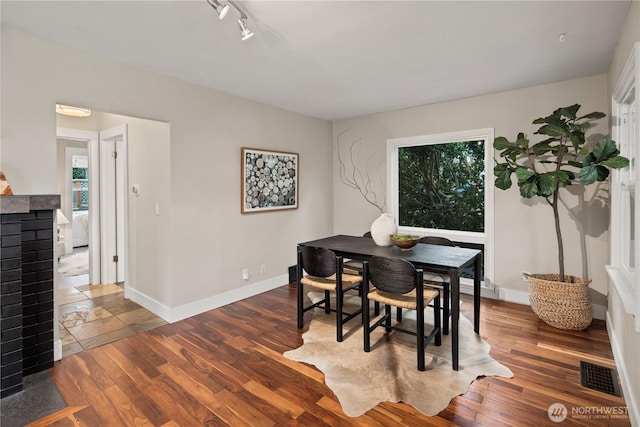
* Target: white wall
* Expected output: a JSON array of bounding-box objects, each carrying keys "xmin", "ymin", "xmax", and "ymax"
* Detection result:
[
  {"xmin": 605, "ymin": 2, "xmax": 640, "ymax": 425},
  {"xmin": 333, "ymin": 75, "xmax": 611, "ymax": 308},
  {"xmin": 1, "ymin": 26, "xmax": 333, "ymax": 322}
]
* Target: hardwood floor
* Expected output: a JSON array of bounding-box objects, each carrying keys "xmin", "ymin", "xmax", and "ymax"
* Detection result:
[{"xmin": 31, "ymin": 285, "xmax": 630, "ymax": 426}]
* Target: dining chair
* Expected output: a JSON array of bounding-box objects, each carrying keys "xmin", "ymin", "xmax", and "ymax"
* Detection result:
[
  {"xmin": 419, "ymin": 236, "xmax": 455, "ymax": 335},
  {"xmin": 362, "ymin": 256, "xmax": 441, "ymax": 371},
  {"xmin": 342, "ymin": 231, "xmax": 371, "ymax": 274},
  {"xmin": 297, "ymin": 246, "xmax": 363, "ymax": 342}
]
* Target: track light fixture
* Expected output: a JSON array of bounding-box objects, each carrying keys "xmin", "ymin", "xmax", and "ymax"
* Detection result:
[
  {"xmin": 238, "ymin": 16, "xmax": 254, "ymax": 41},
  {"xmin": 207, "ymin": 0, "xmax": 229, "ymax": 20},
  {"xmin": 207, "ymin": 0, "xmax": 254, "ymax": 41}
]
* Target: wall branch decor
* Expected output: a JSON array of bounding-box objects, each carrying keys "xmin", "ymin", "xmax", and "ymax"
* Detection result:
[{"xmin": 241, "ymin": 147, "xmax": 298, "ymax": 214}]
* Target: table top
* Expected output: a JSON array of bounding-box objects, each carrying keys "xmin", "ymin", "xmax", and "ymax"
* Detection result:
[{"xmin": 299, "ymin": 234, "xmax": 481, "ymax": 270}]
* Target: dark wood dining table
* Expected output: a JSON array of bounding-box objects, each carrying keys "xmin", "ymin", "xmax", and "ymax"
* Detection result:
[{"xmin": 297, "ymin": 234, "xmax": 482, "ymax": 371}]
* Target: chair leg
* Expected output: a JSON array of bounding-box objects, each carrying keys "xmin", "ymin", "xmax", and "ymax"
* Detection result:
[
  {"xmin": 417, "ymin": 306, "xmax": 425, "ymax": 371},
  {"xmin": 324, "ymin": 290, "xmax": 331, "ymax": 314},
  {"xmin": 336, "ymin": 288, "xmax": 343, "ymax": 342},
  {"xmin": 297, "ymin": 267, "xmax": 304, "ymax": 329},
  {"xmin": 434, "ymin": 291, "xmax": 442, "ymax": 346},
  {"xmin": 443, "ymin": 284, "xmax": 450, "ymax": 335},
  {"xmin": 396, "ymin": 307, "xmax": 402, "ymax": 322},
  {"xmin": 297, "ymin": 283, "xmax": 304, "ymax": 329},
  {"xmin": 363, "ymin": 297, "xmax": 371, "ymax": 352},
  {"xmin": 384, "ymin": 305, "xmax": 392, "ymax": 332}
]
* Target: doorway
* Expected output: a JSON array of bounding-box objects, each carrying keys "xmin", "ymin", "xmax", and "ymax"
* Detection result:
[{"xmin": 56, "ymin": 124, "xmax": 129, "ymax": 286}]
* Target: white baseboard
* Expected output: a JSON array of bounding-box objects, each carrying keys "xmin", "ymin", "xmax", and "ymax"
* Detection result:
[
  {"xmin": 127, "ymin": 277, "xmax": 607, "ymax": 324},
  {"xmin": 168, "ymin": 274, "xmax": 288, "ymax": 323},
  {"xmin": 126, "ymin": 274, "xmax": 289, "ymax": 324},
  {"xmin": 495, "ymin": 286, "xmax": 531, "ymax": 306},
  {"xmin": 54, "ymin": 339, "xmax": 62, "ymax": 361},
  {"xmin": 491, "ymin": 286, "xmax": 606, "ymax": 320},
  {"xmin": 127, "ymin": 287, "xmax": 173, "ymax": 322},
  {"xmin": 606, "ymin": 311, "xmax": 639, "ymax": 427}
]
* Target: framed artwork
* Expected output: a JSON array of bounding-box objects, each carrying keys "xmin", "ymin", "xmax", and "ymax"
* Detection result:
[{"xmin": 241, "ymin": 147, "xmax": 299, "ymax": 214}]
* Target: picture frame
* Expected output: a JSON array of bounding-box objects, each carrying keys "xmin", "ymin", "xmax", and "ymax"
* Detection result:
[{"xmin": 241, "ymin": 147, "xmax": 299, "ymax": 214}]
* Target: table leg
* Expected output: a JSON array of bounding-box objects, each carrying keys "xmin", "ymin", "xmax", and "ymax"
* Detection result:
[
  {"xmin": 296, "ymin": 249, "xmax": 304, "ymax": 329},
  {"xmin": 449, "ymin": 268, "xmax": 459, "ymax": 371},
  {"xmin": 474, "ymin": 253, "xmax": 482, "ymax": 333}
]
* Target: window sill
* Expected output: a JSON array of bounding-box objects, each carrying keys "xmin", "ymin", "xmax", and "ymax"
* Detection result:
[{"xmin": 606, "ymin": 265, "xmax": 640, "ymax": 332}]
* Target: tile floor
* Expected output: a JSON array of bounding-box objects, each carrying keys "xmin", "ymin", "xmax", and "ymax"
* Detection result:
[{"xmin": 58, "ymin": 271, "xmax": 167, "ymax": 357}]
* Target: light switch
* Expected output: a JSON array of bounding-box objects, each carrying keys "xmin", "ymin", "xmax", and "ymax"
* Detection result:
[{"xmin": 155, "ymin": 203, "xmax": 160, "ymax": 216}]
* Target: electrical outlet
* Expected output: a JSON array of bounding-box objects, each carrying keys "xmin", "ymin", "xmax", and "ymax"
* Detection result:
[
  {"xmin": 242, "ymin": 268, "xmax": 249, "ymax": 280},
  {"xmin": 260, "ymin": 264, "xmax": 266, "ymax": 275}
]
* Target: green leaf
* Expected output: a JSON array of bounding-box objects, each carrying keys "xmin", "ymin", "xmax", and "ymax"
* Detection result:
[
  {"xmin": 516, "ymin": 135, "xmax": 529, "ymax": 149},
  {"xmin": 592, "ymin": 139, "xmax": 619, "ymax": 161},
  {"xmin": 579, "ymin": 165, "xmax": 598, "ymax": 184},
  {"xmin": 553, "ymin": 170, "xmax": 572, "ymax": 186},
  {"xmin": 577, "ymin": 111, "xmax": 606, "ymax": 121},
  {"xmin": 531, "ymin": 141, "xmax": 552, "ymax": 155},
  {"xmin": 493, "ymin": 136, "xmax": 512, "ymax": 150},
  {"xmin": 559, "ymin": 104, "xmax": 580, "ymax": 119},
  {"xmin": 601, "ymin": 156, "xmax": 630, "ymax": 169},
  {"xmin": 569, "ymin": 131, "xmax": 585, "ymax": 151},
  {"xmin": 519, "ymin": 181, "xmax": 538, "ymax": 198},
  {"xmin": 515, "ymin": 167, "xmax": 534, "ymax": 182},
  {"xmin": 582, "ymin": 152, "xmax": 596, "ymax": 166},
  {"xmin": 537, "ymin": 173, "xmax": 555, "ymax": 197},
  {"xmin": 535, "ymin": 120, "xmax": 569, "ymax": 138},
  {"xmin": 494, "ymin": 164, "xmax": 513, "ymax": 190},
  {"xmin": 596, "ymin": 165, "xmax": 610, "ymax": 181}
]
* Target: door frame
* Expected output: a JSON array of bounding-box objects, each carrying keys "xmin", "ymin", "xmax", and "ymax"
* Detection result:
[
  {"xmin": 99, "ymin": 124, "xmax": 129, "ymax": 286},
  {"xmin": 57, "ymin": 127, "xmax": 101, "ymax": 285}
]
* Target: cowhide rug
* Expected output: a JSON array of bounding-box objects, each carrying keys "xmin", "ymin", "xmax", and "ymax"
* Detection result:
[{"xmin": 284, "ymin": 292, "xmax": 513, "ymax": 418}]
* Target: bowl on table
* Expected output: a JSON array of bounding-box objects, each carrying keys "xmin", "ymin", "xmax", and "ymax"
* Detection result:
[{"xmin": 389, "ymin": 234, "xmax": 420, "ymax": 250}]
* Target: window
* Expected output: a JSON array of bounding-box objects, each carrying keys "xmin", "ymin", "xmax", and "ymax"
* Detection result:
[
  {"xmin": 72, "ymin": 155, "xmax": 89, "ymax": 211},
  {"xmin": 609, "ymin": 42, "xmax": 640, "ymax": 331},
  {"xmin": 397, "ymin": 141, "xmax": 485, "ymax": 232},
  {"xmin": 388, "ymin": 129, "xmax": 494, "ymax": 289}
]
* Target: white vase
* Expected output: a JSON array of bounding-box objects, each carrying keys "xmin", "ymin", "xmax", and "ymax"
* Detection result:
[{"xmin": 370, "ymin": 213, "xmax": 397, "ymax": 246}]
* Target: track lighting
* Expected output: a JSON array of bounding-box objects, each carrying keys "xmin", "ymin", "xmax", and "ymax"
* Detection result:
[
  {"xmin": 207, "ymin": 0, "xmax": 229, "ymax": 20},
  {"xmin": 238, "ymin": 16, "xmax": 254, "ymax": 41},
  {"xmin": 206, "ymin": 0, "xmax": 254, "ymax": 41}
]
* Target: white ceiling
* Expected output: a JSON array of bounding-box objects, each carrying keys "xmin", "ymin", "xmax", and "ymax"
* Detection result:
[{"xmin": 0, "ymin": 1, "xmax": 632, "ymax": 120}]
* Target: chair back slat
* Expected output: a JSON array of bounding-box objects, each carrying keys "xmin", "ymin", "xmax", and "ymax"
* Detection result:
[
  {"xmin": 368, "ymin": 256, "xmax": 417, "ymax": 294},
  {"xmin": 300, "ymin": 246, "xmax": 337, "ymax": 277},
  {"xmin": 418, "ymin": 236, "xmax": 455, "ymax": 247}
]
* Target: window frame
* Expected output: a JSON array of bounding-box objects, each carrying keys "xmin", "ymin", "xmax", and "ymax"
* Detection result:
[
  {"xmin": 387, "ymin": 128, "xmax": 495, "ymax": 290},
  {"xmin": 608, "ymin": 42, "xmax": 640, "ymax": 332}
]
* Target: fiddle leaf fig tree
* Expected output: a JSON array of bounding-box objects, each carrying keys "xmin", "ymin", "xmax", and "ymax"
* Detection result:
[{"xmin": 493, "ymin": 104, "xmax": 629, "ymax": 282}]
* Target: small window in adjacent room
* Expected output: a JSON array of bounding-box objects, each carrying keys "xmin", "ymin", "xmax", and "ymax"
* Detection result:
[{"xmin": 71, "ymin": 155, "xmax": 89, "ymax": 211}]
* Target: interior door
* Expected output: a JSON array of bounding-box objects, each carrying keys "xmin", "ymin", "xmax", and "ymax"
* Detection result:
[{"xmin": 99, "ymin": 124, "xmax": 128, "ymax": 285}]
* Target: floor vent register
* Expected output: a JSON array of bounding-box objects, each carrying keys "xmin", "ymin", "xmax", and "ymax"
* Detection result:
[{"xmin": 580, "ymin": 361, "xmax": 621, "ymax": 397}]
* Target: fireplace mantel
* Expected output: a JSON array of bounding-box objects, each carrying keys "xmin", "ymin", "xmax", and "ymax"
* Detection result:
[{"xmin": 0, "ymin": 195, "xmax": 60, "ymax": 214}]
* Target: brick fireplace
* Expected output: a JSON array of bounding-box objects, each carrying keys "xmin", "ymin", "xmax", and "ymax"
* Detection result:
[{"xmin": 0, "ymin": 195, "xmax": 60, "ymax": 398}]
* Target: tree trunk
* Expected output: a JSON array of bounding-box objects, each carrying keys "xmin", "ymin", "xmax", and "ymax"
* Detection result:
[{"xmin": 551, "ymin": 197, "xmax": 565, "ymax": 282}]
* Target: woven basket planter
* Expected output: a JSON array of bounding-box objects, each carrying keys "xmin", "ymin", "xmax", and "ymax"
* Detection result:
[{"xmin": 524, "ymin": 273, "xmax": 593, "ymax": 330}]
